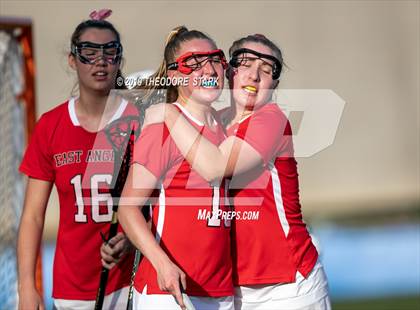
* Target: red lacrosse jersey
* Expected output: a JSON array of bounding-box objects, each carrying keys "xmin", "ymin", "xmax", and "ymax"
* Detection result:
[
  {"xmin": 132, "ymin": 103, "xmax": 233, "ymax": 297},
  {"xmin": 226, "ymin": 103, "xmax": 318, "ymax": 286},
  {"xmin": 19, "ymin": 98, "xmax": 138, "ymax": 300}
]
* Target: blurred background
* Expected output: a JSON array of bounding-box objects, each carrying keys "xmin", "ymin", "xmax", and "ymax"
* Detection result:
[{"xmin": 0, "ymin": 0, "xmax": 419, "ymax": 309}]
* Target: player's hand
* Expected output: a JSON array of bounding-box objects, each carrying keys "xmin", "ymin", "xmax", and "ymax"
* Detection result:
[
  {"xmin": 143, "ymin": 102, "xmax": 182, "ymax": 129},
  {"xmin": 18, "ymin": 286, "xmax": 44, "ymax": 310},
  {"xmin": 156, "ymin": 259, "xmax": 187, "ymax": 310},
  {"xmin": 100, "ymin": 232, "xmax": 131, "ymax": 269}
]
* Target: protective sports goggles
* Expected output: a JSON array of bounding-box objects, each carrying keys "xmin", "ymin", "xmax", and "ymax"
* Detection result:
[
  {"xmin": 167, "ymin": 49, "xmax": 228, "ymax": 75},
  {"xmin": 71, "ymin": 41, "xmax": 123, "ymax": 65},
  {"xmin": 229, "ymin": 48, "xmax": 282, "ymax": 80}
]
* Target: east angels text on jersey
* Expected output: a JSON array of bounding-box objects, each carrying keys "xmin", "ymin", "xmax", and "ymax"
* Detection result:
[{"xmin": 53, "ymin": 149, "xmax": 115, "ymax": 167}]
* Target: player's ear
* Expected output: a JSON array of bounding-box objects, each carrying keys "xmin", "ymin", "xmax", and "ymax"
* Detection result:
[
  {"xmin": 68, "ymin": 54, "xmax": 76, "ymax": 70},
  {"xmin": 272, "ymin": 79, "xmax": 279, "ymax": 89},
  {"xmin": 167, "ymin": 69, "xmax": 176, "ymax": 79}
]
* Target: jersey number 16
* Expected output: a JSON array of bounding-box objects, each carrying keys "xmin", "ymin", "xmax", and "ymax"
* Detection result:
[{"xmin": 71, "ymin": 174, "xmax": 113, "ymax": 223}]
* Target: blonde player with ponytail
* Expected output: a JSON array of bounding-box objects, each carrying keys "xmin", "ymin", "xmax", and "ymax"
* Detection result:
[{"xmin": 118, "ymin": 26, "xmax": 234, "ymax": 310}]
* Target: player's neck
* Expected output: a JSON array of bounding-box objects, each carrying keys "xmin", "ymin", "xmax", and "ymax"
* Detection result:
[
  {"xmin": 176, "ymin": 95, "xmax": 214, "ymax": 127},
  {"xmin": 230, "ymin": 103, "xmax": 253, "ymax": 125},
  {"xmin": 78, "ymin": 89, "xmax": 108, "ymax": 115},
  {"xmin": 76, "ymin": 88, "xmax": 118, "ymax": 132}
]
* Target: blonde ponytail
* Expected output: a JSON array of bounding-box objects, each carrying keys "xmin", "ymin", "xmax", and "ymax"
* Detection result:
[
  {"xmin": 135, "ymin": 26, "xmax": 189, "ymax": 103},
  {"xmin": 134, "ymin": 25, "xmax": 215, "ymax": 105}
]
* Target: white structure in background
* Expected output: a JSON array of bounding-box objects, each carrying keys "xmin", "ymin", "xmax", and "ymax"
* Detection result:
[{"xmin": 0, "ymin": 30, "xmax": 26, "ymax": 309}]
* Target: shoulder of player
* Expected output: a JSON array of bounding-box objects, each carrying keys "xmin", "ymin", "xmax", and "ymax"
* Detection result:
[
  {"xmin": 257, "ymin": 102, "xmax": 285, "ymax": 115},
  {"xmin": 252, "ymin": 102, "xmax": 288, "ymax": 122},
  {"xmin": 140, "ymin": 122, "xmax": 171, "ymax": 142},
  {"xmin": 27, "ymin": 100, "xmax": 70, "ymax": 149},
  {"xmin": 36, "ymin": 100, "xmax": 70, "ymax": 128}
]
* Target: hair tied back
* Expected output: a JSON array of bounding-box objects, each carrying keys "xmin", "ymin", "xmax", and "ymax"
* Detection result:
[
  {"xmin": 164, "ymin": 26, "xmax": 188, "ymax": 46},
  {"xmin": 253, "ymin": 33, "xmax": 267, "ymax": 39}
]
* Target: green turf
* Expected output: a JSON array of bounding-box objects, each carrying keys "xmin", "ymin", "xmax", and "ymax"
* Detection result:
[{"xmin": 333, "ymin": 295, "xmax": 420, "ymax": 310}]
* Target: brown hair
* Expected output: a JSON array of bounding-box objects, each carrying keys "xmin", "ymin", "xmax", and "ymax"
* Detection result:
[
  {"xmin": 70, "ymin": 19, "xmax": 126, "ymax": 92},
  {"xmin": 229, "ymin": 34, "xmax": 284, "ymax": 79}
]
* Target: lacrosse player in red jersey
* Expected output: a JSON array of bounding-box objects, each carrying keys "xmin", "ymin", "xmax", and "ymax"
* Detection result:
[
  {"xmin": 17, "ymin": 9, "xmax": 138, "ymax": 310},
  {"xmin": 144, "ymin": 34, "xmax": 331, "ymax": 310},
  {"xmin": 118, "ymin": 26, "xmax": 234, "ymax": 310}
]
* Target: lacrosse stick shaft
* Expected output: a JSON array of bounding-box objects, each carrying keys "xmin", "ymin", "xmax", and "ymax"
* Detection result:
[
  {"xmin": 180, "ymin": 280, "xmax": 196, "ymax": 310},
  {"xmin": 94, "ymin": 212, "xmax": 119, "ymax": 310},
  {"xmin": 94, "ymin": 129, "xmax": 134, "ymax": 310},
  {"xmin": 126, "ymin": 249, "xmax": 141, "ymax": 310}
]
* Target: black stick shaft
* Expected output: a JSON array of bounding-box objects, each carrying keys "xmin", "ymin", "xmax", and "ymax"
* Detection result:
[
  {"xmin": 95, "ymin": 268, "xmax": 109, "ymax": 309},
  {"xmin": 126, "ymin": 250, "xmax": 141, "ymax": 310},
  {"xmin": 94, "ymin": 128, "xmax": 134, "ymax": 310},
  {"xmin": 94, "ymin": 213, "xmax": 119, "ymax": 310}
]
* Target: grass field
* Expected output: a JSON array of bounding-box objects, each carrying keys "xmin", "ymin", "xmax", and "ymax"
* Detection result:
[{"xmin": 333, "ymin": 295, "xmax": 420, "ymax": 310}]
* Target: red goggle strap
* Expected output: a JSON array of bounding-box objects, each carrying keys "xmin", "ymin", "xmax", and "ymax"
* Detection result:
[{"xmin": 167, "ymin": 49, "xmax": 227, "ymax": 74}]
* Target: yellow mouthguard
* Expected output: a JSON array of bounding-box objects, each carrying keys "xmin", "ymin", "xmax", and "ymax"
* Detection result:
[{"xmin": 244, "ymin": 86, "xmax": 257, "ymax": 92}]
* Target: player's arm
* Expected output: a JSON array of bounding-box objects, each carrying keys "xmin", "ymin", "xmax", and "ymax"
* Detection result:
[
  {"xmin": 17, "ymin": 177, "xmax": 53, "ymax": 310},
  {"xmin": 143, "ymin": 103, "xmax": 263, "ymax": 182},
  {"xmin": 118, "ymin": 163, "xmax": 187, "ymax": 309}
]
